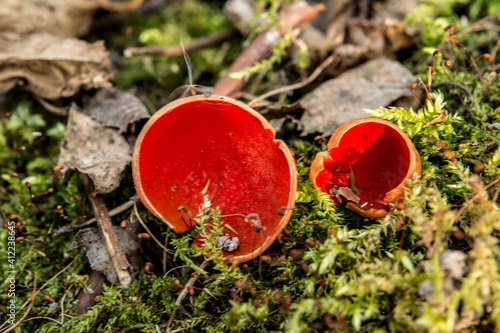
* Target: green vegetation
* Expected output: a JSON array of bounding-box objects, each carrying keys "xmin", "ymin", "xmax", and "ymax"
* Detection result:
[{"xmin": 1, "ymin": 0, "xmax": 500, "ymax": 332}]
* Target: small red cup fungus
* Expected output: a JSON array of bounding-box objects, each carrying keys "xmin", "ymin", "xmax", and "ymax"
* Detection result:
[
  {"xmin": 132, "ymin": 95, "xmax": 297, "ymax": 262},
  {"xmin": 310, "ymin": 118, "xmax": 421, "ymax": 218}
]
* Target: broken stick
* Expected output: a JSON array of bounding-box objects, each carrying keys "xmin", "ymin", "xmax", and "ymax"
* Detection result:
[
  {"xmin": 124, "ymin": 28, "xmax": 237, "ymax": 57},
  {"xmin": 88, "ymin": 192, "xmax": 132, "ymax": 287},
  {"xmin": 212, "ymin": 1, "xmax": 324, "ymax": 98}
]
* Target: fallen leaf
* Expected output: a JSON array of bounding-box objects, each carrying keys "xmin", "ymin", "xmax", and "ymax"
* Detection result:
[
  {"xmin": 423, "ymin": 110, "xmax": 447, "ymax": 128},
  {"xmin": 58, "ymin": 107, "xmax": 131, "ymax": 195},
  {"xmin": 329, "ymin": 185, "xmax": 360, "ymax": 204},
  {"xmin": 84, "ymin": 88, "xmax": 150, "ymax": 134},
  {"xmin": 0, "ymin": 0, "xmax": 144, "ymax": 37},
  {"xmin": 70, "ymin": 226, "xmax": 142, "ymax": 283},
  {"xmin": 0, "ymin": 32, "xmax": 112, "ymax": 100},
  {"xmin": 300, "ymin": 57, "xmax": 414, "ymax": 136}
]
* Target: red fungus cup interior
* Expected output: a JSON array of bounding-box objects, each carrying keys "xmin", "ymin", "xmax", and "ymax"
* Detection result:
[
  {"xmin": 310, "ymin": 118, "xmax": 420, "ymax": 218},
  {"xmin": 133, "ymin": 95, "xmax": 297, "ymax": 262}
]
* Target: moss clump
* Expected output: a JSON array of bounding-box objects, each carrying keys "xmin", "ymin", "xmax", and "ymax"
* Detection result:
[{"xmin": 1, "ymin": 1, "xmax": 500, "ymax": 332}]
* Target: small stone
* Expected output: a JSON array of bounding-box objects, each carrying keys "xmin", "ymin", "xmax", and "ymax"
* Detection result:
[
  {"xmin": 216, "ymin": 233, "xmax": 239, "ymax": 252},
  {"xmin": 440, "ymin": 250, "xmax": 467, "ymax": 279}
]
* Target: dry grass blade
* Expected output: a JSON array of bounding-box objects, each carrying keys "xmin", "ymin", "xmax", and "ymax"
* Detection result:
[
  {"xmin": 133, "ymin": 200, "xmax": 173, "ymax": 254},
  {"xmin": 165, "ymin": 260, "xmax": 210, "ymax": 333}
]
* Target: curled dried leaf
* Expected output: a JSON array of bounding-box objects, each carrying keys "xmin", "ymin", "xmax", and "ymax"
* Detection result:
[{"xmin": 0, "ymin": 33, "xmax": 111, "ymax": 100}]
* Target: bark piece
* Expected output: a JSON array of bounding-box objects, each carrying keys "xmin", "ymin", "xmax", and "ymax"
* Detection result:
[
  {"xmin": 0, "ymin": 33, "xmax": 111, "ymax": 100},
  {"xmin": 300, "ymin": 57, "xmax": 414, "ymax": 136},
  {"xmin": 58, "ymin": 107, "xmax": 131, "ymax": 194},
  {"xmin": 84, "ymin": 88, "xmax": 150, "ymax": 134},
  {"xmin": 76, "ymin": 271, "xmax": 107, "ymax": 315}
]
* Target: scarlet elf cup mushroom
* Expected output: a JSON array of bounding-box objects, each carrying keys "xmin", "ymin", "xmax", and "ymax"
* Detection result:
[
  {"xmin": 310, "ymin": 118, "xmax": 421, "ymax": 218},
  {"xmin": 132, "ymin": 95, "xmax": 297, "ymax": 263}
]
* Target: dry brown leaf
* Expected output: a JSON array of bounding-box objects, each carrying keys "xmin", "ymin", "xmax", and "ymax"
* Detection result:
[
  {"xmin": 0, "ymin": 0, "xmax": 144, "ymax": 37},
  {"xmin": 84, "ymin": 88, "xmax": 150, "ymax": 134},
  {"xmin": 302, "ymin": 0, "xmax": 416, "ymax": 70},
  {"xmin": 0, "ymin": 32, "xmax": 111, "ymax": 100},
  {"xmin": 329, "ymin": 185, "xmax": 360, "ymax": 204},
  {"xmin": 58, "ymin": 107, "xmax": 131, "ymax": 195},
  {"xmin": 423, "ymin": 110, "xmax": 448, "ymax": 128},
  {"xmin": 300, "ymin": 57, "xmax": 414, "ymax": 136}
]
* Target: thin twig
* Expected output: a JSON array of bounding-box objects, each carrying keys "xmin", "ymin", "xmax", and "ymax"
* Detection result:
[
  {"xmin": 455, "ymin": 176, "xmax": 500, "ymax": 218},
  {"xmin": 18, "ymin": 316, "xmax": 62, "ymax": 326},
  {"xmin": 454, "ymin": 13, "xmax": 500, "ymax": 39},
  {"xmin": 60, "ymin": 285, "xmax": 73, "ymax": 325},
  {"xmin": 436, "ymin": 81, "xmax": 471, "ymax": 105},
  {"xmin": 427, "ymin": 81, "xmax": 473, "ymax": 108},
  {"xmin": 53, "ymin": 196, "xmax": 136, "ymax": 237},
  {"xmin": 163, "ymin": 233, "xmax": 169, "ymax": 274},
  {"xmin": 164, "ymin": 265, "xmax": 188, "ymax": 278},
  {"xmin": 124, "ymin": 29, "xmax": 237, "ymax": 57},
  {"xmin": 248, "ymin": 54, "xmax": 336, "ymax": 108},
  {"xmin": 133, "ymin": 200, "xmax": 172, "ymax": 254},
  {"xmin": 165, "ymin": 260, "xmax": 209, "ymax": 333}
]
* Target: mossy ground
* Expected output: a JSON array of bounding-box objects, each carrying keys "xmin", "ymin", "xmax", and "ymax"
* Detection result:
[{"xmin": 1, "ymin": 1, "xmax": 500, "ymax": 332}]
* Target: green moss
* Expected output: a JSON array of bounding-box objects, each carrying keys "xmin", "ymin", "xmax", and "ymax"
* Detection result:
[{"xmin": 2, "ymin": 1, "xmax": 500, "ymax": 332}]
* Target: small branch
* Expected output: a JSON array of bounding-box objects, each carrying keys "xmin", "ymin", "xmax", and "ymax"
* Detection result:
[
  {"xmin": 60, "ymin": 285, "xmax": 72, "ymax": 324},
  {"xmin": 89, "ymin": 194, "xmax": 132, "ymax": 286},
  {"xmin": 248, "ymin": 53, "xmax": 336, "ymax": 108},
  {"xmin": 124, "ymin": 28, "xmax": 237, "ymax": 57},
  {"xmin": 165, "ymin": 260, "xmax": 209, "ymax": 333},
  {"xmin": 133, "ymin": 200, "xmax": 172, "ymax": 254},
  {"xmin": 53, "ymin": 196, "xmax": 136, "ymax": 237}
]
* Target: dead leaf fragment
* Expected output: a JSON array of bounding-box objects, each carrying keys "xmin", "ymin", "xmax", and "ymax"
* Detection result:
[
  {"xmin": 423, "ymin": 110, "xmax": 447, "ymax": 128},
  {"xmin": 0, "ymin": 33, "xmax": 111, "ymax": 100},
  {"xmin": 329, "ymin": 185, "xmax": 360, "ymax": 204},
  {"xmin": 300, "ymin": 57, "xmax": 414, "ymax": 136},
  {"xmin": 58, "ymin": 107, "xmax": 131, "ymax": 195},
  {"xmin": 0, "ymin": 0, "xmax": 144, "ymax": 37},
  {"xmin": 70, "ymin": 226, "xmax": 142, "ymax": 283},
  {"xmin": 84, "ymin": 88, "xmax": 150, "ymax": 134}
]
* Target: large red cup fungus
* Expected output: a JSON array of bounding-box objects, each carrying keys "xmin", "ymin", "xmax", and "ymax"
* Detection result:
[
  {"xmin": 132, "ymin": 94, "xmax": 297, "ymax": 263},
  {"xmin": 310, "ymin": 118, "xmax": 421, "ymax": 218}
]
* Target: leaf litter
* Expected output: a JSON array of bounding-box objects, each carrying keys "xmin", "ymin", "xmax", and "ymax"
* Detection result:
[
  {"xmin": 300, "ymin": 57, "xmax": 414, "ymax": 136},
  {"xmin": 0, "ymin": 32, "xmax": 112, "ymax": 100},
  {"xmin": 1, "ymin": 0, "xmax": 500, "ymax": 332},
  {"xmin": 57, "ymin": 106, "xmax": 131, "ymax": 195}
]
